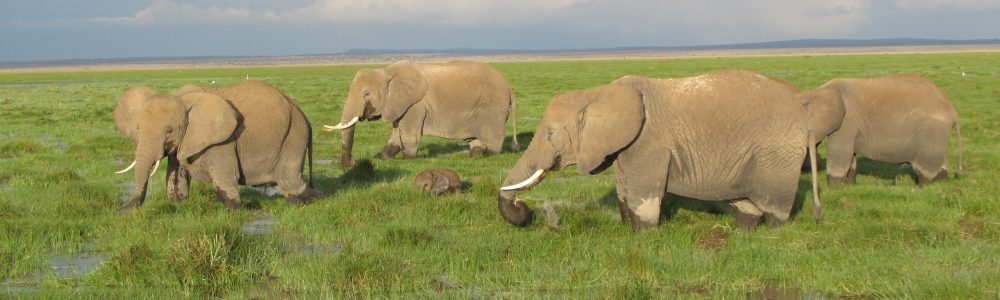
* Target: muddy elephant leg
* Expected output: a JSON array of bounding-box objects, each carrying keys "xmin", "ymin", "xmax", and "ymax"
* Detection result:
[
  {"xmin": 913, "ymin": 136, "xmax": 950, "ymax": 187},
  {"xmin": 380, "ymin": 128, "xmax": 402, "ymax": 160},
  {"xmin": 825, "ymin": 130, "xmax": 857, "ymax": 186},
  {"xmin": 468, "ymin": 139, "xmax": 488, "ymax": 157},
  {"xmin": 204, "ymin": 149, "xmax": 242, "ymax": 210},
  {"xmin": 165, "ymin": 156, "xmax": 190, "ymax": 202},
  {"xmin": 615, "ymin": 152, "xmax": 670, "ymax": 230},
  {"xmin": 750, "ymin": 170, "xmax": 799, "ymax": 228},
  {"xmin": 728, "ymin": 199, "xmax": 764, "ymax": 230}
]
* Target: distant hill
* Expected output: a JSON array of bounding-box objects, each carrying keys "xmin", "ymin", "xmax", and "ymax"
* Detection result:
[{"xmin": 4, "ymin": 38, "xmax": 999, "ymax": 69}]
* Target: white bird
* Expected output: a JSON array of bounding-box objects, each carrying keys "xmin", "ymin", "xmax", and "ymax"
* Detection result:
[
  {"xmin": 211, "ymin": 80, "xmax": 216, "ymax": 84},
  {"xmin": 961, "ymin": 72, "xmax": 967, "ymax": 77}
]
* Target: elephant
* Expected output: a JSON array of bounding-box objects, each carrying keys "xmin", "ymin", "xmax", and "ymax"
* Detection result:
[
  {"xmin": 799, "ymin": 74, "xmax": 963, "ymax": 187},
  {"xmin": 413, "ymin": 169, "xmax": 462, "ymax": 195},
  {"xmin": 113, "ymin": 80, "xmax": 320, "ymax": 214},
  {"xmin": 497, "ymin": 70, "xmax": 822, "ymax": 230},
  {"xmin": 322, "ymin": 60, "xmax": 519, "ymax": 166}
]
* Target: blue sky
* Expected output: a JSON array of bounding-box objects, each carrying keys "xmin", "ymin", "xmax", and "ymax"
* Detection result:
[{"xmin": 2, "ymin": 0, "xmax": 999, "ymax": 62}]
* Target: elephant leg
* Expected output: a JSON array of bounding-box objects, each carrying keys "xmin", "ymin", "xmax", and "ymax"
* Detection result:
[
  {"xmin": 825, "ymin": 131, "xmax": 857, "ymax": 186},
  {"xmin": 205, "ymin": 150, "xmax": 242, "ymax": 210},
  {"xmin": 913, "ymin": 136, "xmax": 950, "ymax": 187},
  {"xmin": 380, "ymin": 128, "xmax": 402, "ymax": 160},
  {"xmin": 728, "ymin": 199, "xmax": 763, "ymax": 230},
  {"xmin": 118, "ymin": 190, "xmax": 147, "ymax": 215},
  {"xmin": 468, "ymin": 139, "xmax": 488, "ymax": 157},
  {"xmin": 614, "ymin": 152, "xmax": 670, "ymax": 230},
  {"xmin": 396, "ymin": 105, "xmax": 426, "ymax": 159},
  {"xmin": 165, "ymin": 156, "xmax": 190, "ymax": 202}
]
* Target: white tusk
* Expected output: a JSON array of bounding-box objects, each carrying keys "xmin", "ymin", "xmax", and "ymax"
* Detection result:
[
  {"xmin": 321, "ymin": 117, "xmax": 360, "ymax": 131},
  {"xmin": 115, "ymin": 160, "xmax": 137, "ymax": 174},
  {"xmin": 149, "ymin": 159, "xmax": 161, "ymax": 176},
  {"xmin": 501, "ymin": 169, "xmax": 546, "ymax": 191}
]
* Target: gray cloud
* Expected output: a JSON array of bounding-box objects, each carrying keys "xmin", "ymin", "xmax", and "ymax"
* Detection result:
[{"xmin": 2, "ymin": 0, "xmax": 998, "ymax": 61}]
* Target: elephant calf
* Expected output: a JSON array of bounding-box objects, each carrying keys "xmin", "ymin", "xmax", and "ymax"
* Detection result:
[
  {"xmin": 497, "ymin": 70, "xmax": 822, "ymax": 230},
  {"xmin": 322, "ymin": 60, "xmax": 519, "ymax": 166},
  {"xmin": 413, "ymin": 169, "xmax": 462, "ymax": 195},
  {"xmin": 800, "ymin": 74, "xmax": 963, "ymax": 187},
  {"xmin": 113, "ymin": 80, "xmax": 320, "ymax": 213}
]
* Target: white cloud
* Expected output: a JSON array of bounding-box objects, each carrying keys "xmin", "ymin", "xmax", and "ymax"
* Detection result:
[{"xmin": 91, "ymin": 0, "xmax": 279, "ymax": 25}]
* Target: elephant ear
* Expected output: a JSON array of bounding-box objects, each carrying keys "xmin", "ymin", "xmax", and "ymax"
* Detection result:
[
  {"xmin": 114, "ymin": 86, "xmax": 159, "ymax": 143},
  {"xmin": 177, "ymin": 92, "xmax": 239, "ymax": 163},
  {"xmin": 382, "ymin": 62, "xmax": 428, "ymax": 123},
  {"xmin": 576, "ymin": 84, "xmax": 645, "ymax": 175},
  {"xmin": 800, "ymin": 86, "xmax": 846, "ymax": 140}
]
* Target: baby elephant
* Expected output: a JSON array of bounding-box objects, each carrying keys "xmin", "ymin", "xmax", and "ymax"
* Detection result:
[{"xmin": 413, "ymin": 169, "xmax": 462, "ymax": 195}]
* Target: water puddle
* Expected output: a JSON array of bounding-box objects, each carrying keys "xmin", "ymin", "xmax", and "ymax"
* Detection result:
[
  {"xmin": 241, "ymin": 218, "xmax": 275, "ymax": 235},
  {"xmin": 315, "ymin": 159, "xmax": 333, "ymax": 165},
  {"xmin": 248, "ymin": 186, "xmax": 281, "ymax": 197},
  {"xmin": 285, "ymin": 242, "xmax": 342, "ymax": 256},
  {"xmin": 48, "ymin": 252, "xmax": 105, "ymax": 279}
]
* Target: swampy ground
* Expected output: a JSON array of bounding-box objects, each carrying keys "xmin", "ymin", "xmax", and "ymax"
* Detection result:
[{"xmin": 1, "ymin": 52, "xmax": 998, "ymax": 298}]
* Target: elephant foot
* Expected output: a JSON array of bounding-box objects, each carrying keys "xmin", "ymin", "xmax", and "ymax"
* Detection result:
[
  {"xmin": 917, "ymin": 169, "xmax": 948, "ymax": 188},
  {"xmin": 827, "ymin": 174, "xmax": 855, "ymax": 186},
  {"xmin": 215, "ymin": 189, "xmax": 243, "ymax": 210},
  {"xmin": 734, "ymin": 212, "xmax": 762, "ymax": 231},
  {"xmin": 379, "ymin": 144, "xmax": 401, "ymax": 160},
  {"xmin": 469, "ymin": 146, "xmax": 486, "ymax": 157},
  {"xmin": 402, "ymin": 152, "xmax": 418, "ymax": 160},
  {"xmin": 117, "ymin": 201, "xmax": 141, "ymax": 215},
  {"xmin": 617, "ymin": 201, "xmax": 635, "ymax": 225},
  {"xmin": 168, "ymin": 193, "xmax": 188, "ymax": 203},
  {"xmin": 287, "ymin": 188, "xmax": 323, "ymax": 206},
  {"xmin": 764, "ymin": 214, "xmax": 788, "ymax": 228}
]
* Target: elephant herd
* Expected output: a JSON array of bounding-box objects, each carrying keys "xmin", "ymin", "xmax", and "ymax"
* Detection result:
[{"xmin": 112, "ymin": 60, "xmax": 962, "ymax": 231}]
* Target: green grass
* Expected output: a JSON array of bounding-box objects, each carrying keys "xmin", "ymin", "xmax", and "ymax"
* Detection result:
[{"xmin": 2, "ymin": 52, "xmax": 999, "ymax": 298}]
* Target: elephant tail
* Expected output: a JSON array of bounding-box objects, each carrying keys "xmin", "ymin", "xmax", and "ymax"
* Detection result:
[
  {"xmin": 954, "ymin": 120, "xmax": 964, "ymax": 179},
  {"xmin": 808, "ymin": 130, "xmax": 823, "ymax": 223},
  {"xmin": 307, "ymin": 122, "xmax": 315, "ymax": 189},
  {"xmin": 509, "ymin": 89, "xmax": 520, "ymax": 152}
]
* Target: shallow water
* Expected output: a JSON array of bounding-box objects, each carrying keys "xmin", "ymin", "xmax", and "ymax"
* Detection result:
[
  {"xmin": 241, "ymin": 218, "xmax": 275, "ymax": 235},
  {"xmin": 248, "ymin": 186, "xmax": 281, "ymax": 197},
  {"xmin": 48, "ymin": 252, "xmax": 105, "ymax": 279}
]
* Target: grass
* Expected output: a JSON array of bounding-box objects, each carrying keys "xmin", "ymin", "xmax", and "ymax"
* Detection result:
[{"xmin": 1, "ymin": 52, "xmax": 999, "ymax": 298}]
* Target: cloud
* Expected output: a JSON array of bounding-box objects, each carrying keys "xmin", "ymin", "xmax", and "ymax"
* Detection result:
[
  {"xmin": 90, "ymin": 0, "xmax": 279, "ymax": 25},
  {"xmin": 891, "ymin": 0, "xmax": 1000, "ymax": 13}
]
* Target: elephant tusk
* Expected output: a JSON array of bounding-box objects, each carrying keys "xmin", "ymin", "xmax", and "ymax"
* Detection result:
[
  {"xmin": 149, "ymin": 159, "xmax": 161, "ymax": 176},
  {"xmin": 321, "ymin": 117, "xmax": 360, "ymax": 131},
  {"xmin": 501, "ymin": 169, "xmax": 546, "ymax": 191},
  {"xmin": 115, "ymin": 160, "xmax": 137, "ymax": 174}
]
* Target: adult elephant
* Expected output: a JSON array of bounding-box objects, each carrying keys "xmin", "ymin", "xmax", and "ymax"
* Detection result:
[
  {"xmin": 799, "ymin": 74, "xmax": 963, "ymax": 187},
  {"xmin": 113, "ymin": 80, "xmax": 319, "ymax": 214},
  {"xmin": 322, "ymin": 60, "xmax": 518, "ymax": 166},
  {"xmin": 497, "ymin": 70, "xmax": 822, "ymax": 230}
]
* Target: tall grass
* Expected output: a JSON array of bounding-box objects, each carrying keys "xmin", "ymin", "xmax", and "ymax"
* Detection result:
[{"xmin": 1, "ymin": 52, "xmax": 998, "ymax": 297}]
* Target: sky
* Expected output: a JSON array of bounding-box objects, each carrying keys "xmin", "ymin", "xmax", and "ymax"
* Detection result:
[{"xmin": 2, "ymin": 0, "xmax": 999, "ymax": 62}]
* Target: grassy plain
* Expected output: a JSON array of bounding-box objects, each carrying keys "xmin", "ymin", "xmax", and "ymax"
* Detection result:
[{"xmin": 1, "ymin": 52, "xmax": 998, "ymax": 298}]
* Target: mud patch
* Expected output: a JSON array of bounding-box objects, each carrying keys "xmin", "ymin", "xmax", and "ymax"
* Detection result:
[
  {"xmin": 958, "ymin": 214, "xmax": 982, "ymax": 239},
  {"xmin": 697, "ymin": 226, "xmax": 728, "ymax": 251},
  {"xmin": 747, "ymin": 284, "xmax": 829, "ymax": 300}
]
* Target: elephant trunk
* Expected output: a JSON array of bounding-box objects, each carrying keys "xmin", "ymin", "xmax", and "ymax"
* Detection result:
[
  {"xmin": 496, "ymin": 144, "xmax": 557, "ymax": 226},
  {"xmin": 120, "ymin": 134, "xmax": 165, "ymax": 214},
  {"xmin": 340, "ymin": 125, "xmax": 355, "ymax": 167}
]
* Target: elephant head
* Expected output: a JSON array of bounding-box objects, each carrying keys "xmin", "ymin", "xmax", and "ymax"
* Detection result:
[
  {"xmin": 323, "ymin": 61, "xmax": 429, "ymax": 166},
  {"xmin": 799, "ymin": 86, "xmax": 846, "ymax": 142},
  {"xmin": 497, "ymin": 83, "xmax": 644, "ymax": 226},
  {"xmin": 113, "ymin": 88, "xmax": 239, "ymax": 213}
]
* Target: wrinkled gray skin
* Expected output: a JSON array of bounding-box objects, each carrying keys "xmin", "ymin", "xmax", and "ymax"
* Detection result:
[
  {"xmin": 325, "ymin": 60, "xmax": 518, "ymax": 166},
  {"xmin": 498, "ymin": 70, "xmax": 822, "ymax": 230},
  {"xmin": 114, "ymin": 80, "xmax": 319, "ymax": 214},
  {"xmin": 413, "ymin": 169, "xmax": 462, "ymax": 195},
  {"xmin": 800, "ymin": 74, "xmax": 963, "ymax": 187}
]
